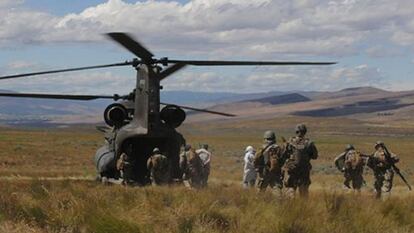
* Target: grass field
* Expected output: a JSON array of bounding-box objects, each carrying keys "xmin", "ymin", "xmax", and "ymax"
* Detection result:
[{"xmin": 0, "ymin": 116, "xmax": 413, "ymax": 232}]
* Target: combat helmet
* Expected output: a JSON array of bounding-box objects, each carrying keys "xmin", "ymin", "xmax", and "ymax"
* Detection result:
[
  {"xmin": 201, "ymin": 144, "xmax": 209, "ymax": 150},
  {"xmin": 184, "ymin": 144, "xmax": 192, "ymax": 151},
  {"xmin": 263, "ymin": 130, "xmax": 276, "ymax": 142},
  {"xmin": 295, "ymin": 123, "xmax": 307, "ymax": 135},
  {"xmin": 345, "ymin": 144, "xmax": 355, "ymax": 151},
  {"xmin": 374, "ymin": 141, "xmax": 384, "ymax": 149}
]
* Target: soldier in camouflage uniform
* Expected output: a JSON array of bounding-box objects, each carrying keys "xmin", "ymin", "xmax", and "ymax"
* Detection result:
[
  {"xmin": 334, "ymin": 144, "xmax": 365, "ymax": 191},
  {"xmin": 117, "ymin": 143, "xmax": 135, "ymax": 185},
  {"xmin": 367, "ymin": 141, "xmax": 399, "ymax": 198},
  {"xmin": 283, "ymin": 124, "xmax": 318, "ymax": 198},
  {"xmin": 147, "ymin": 148, "xmax": 170, "ymax": 186},
  {"xmin": 197, "ymin": 144, "xmax": 211, "ymax": 188},
  {"xmin": 180, "ymin": 145, "xmax": 204, "ymax": 189},
  {"xmin": 254, "ymin": 130, "xmax": 286, "ymax": 194}
]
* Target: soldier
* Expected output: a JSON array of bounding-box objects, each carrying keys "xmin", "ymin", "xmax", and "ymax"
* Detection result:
[
  {"xmin": 179, "ymin": 144, "xmax": 191, "ymax": 179},
  {"xmin": 181, "ymin": 146, "xmax": 204, "ymax": 189},
  {"xmin": 254, "ymin": 131, "xmax": 285, "ymax": 194},
  {"xmin": 367, "ymin": 141, "xmax": 399, "ymax": 198},
  {"xmin": 147, "ymin": 148, "xmax": 170, "ymax": 186},
  {"xmin": 197, "ymin": 144, "xmax": 212, "ymax": 187},
  {"xmin": 117, "ymin": 142, "xmax": 135, "ymax": 185},
  {"xmin": 283, "ymin": 124, "xmax": 318, "ymax": 198},
  {"xmin": 243, "ymin": 146, "xmax": 257, "ymax": 188},
  {"xmin": 334, "ymin": 144, "xmax": 365, "ymax": 191}
]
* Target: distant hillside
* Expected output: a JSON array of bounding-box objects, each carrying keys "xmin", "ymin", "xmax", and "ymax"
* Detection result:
[
  {"xmin": 242, "ymin": 93, "xmax": 310, "ymax": 105},
  {"xmin": 313, "ymin": 87, "xmax": 389, "ymax": 100},
  {"xmin": 161, "ymin": 90, "xmax": 288, "ymax": 106},
  {"xmin": 1, "ymin": 86, "xmax": 414, "ymax": 126}
]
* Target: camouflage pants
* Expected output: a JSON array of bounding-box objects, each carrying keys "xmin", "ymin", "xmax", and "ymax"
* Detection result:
[
  {"xmin": 284, "ymin": 166, "xmax": 311, "ymax": 198},
  {"xmin": 150, "ymin": 170, "xmax": 170, "ymax": 186},
  {"xmin": 186, "ymin": 171, "xmax": 203, "ymax": 189},
  {"xmin": 201, "ymin": 166, "xmax": 210, "ymax": 188},
  {"xmin": 257, "ymin": 170, "xmax": 283, "ymax": 195},
  {"xmin": 344, "ymin": 169, "xmax": 364, "ymax": 190},
  {"xmin": 373, "ymin": 168, "xmax": 394, "ymax": 198}
]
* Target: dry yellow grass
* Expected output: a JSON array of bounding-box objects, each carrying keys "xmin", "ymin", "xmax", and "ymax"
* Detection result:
[{"xmin": 0, "ymin": 116, "xmax": 413, "ymax": 232}]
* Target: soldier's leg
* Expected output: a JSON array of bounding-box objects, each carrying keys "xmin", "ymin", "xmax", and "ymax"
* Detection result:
[
  {"xmin": 269, "ymin": 175, "xmax": 283, "ymax": 197},
  {"xmin": 382, "ymin": 169, "xmax": 394, "ymax": 193},
  {"xmin": 298, "ymin": 170, "xmax": 311, "ymax": 198},
  {"xmin": 374, "ymin": 173, "xmax": 384, "ymax": 199},
  {"xmin": 202, "ymin": 167, "xmax": 210, "ymax": 187},
  {"xmin": 343, "ymin": 172, "xmax": 351, "ymax": 189},
  {"xmin": 257, "ymin": 175, "xmax": 270, "ymax": 192},
  {"xmin": 352, "ymin": 173, "xmax": 363, "ymax": 192},
  {"xmin": 284, "ymin": 171, "xmax": 297, "ymax": 198}
]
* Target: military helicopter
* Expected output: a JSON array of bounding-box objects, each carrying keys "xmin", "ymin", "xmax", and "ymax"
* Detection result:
[{"xmin": 0, "ymin": 33, "xmax": 335, "ymax": 185}]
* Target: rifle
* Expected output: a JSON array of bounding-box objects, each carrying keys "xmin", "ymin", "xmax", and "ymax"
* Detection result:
[
  {"xmin": 382, "ymin": 145, "xmax": 412, "ymax": 191},
  {"xmin": 254, "ymin": 143, "xmax": 273, "ymax": 174}
]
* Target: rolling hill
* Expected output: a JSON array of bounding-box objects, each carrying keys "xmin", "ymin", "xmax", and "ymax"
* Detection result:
[{"xmin": 0, "ymin": 87, "xmax": 413, "ymax": 126}]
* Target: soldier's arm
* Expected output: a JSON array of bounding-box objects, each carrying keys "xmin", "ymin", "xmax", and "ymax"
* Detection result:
[
  {"xmin": 253, "ymin": 151, "xmax": 264, "ymax": 171},
  {"xmin": 334, "ymin": 152, "xmax": 345, "ymax": 171},
  {"xmin": 391, "ymin": 153, "xmax": 399, "ymax": 163},
  {"xmin": 147, "ymin": 157, "xmax": 153, "ymax": 170},
  {"xmin": 179, "ymin": 154, "xmax": 187, "ymax": 170},
  {"xmin": 309, "ymin": 141, "xmax": 318, "ymax": 160}
]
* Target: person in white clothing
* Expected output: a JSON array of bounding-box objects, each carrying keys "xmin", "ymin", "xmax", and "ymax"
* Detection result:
[{"xmin": 243, "ymin": 146, "xmax": 257, "ymax": 188}]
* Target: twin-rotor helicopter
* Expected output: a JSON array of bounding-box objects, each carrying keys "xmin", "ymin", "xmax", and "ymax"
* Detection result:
[{"xmin": 0, "ymin": 33, "xmax": 335, "ymax": 185}]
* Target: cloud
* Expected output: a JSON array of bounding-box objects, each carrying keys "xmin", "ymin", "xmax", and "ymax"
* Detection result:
[
  {"xmin": 162, "ymin": 64, "xmax": 386, "ymax": 93},
  {"xmin": 0, "ymin": 69, "xmax": 133, "ymax": 95},
  {"xmin": 2, "ymin": 0, "xmax": 414, "ymax": 93},
  {"xmin": 1, "ymin": 0, "xmax": 414, "ymax": 57}
]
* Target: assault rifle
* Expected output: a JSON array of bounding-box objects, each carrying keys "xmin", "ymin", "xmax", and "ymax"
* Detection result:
[
  {"xmin": 382, "ymin": 144, "xmax": 412, "ymax": 191},
  {"xmin": 254, "ymin": 143, "xmax": 273, "ymax": 174}
]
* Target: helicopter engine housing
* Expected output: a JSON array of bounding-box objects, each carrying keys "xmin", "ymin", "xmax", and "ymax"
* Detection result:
[
  {"xmin": 104, "ymin": 103, "xmax": 128, "ymax": 127},
  {"xmin": 160, "ymin": 105, "xmax": 186, "ymax": 128}
]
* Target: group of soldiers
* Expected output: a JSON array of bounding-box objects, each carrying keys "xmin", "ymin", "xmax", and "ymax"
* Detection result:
[
  {"xmin": 244, "ymin": 123, "xmax": 318, "ymax": 198},
  {"xmin": 334, "ymin": 142, "xmax": 410, "ymax": 198},
  {"xmin": 243, "ymin": 123, "xmax": 409, "ymax": 198},
  {"xmin": 146, "ymin": 144, "xmax": 212, "ymax": 188}
]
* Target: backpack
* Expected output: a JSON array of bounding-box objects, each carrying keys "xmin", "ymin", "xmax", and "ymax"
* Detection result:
[{"xmin": 344, "ymin": 150, "xmax": 363, "ymax": 170}]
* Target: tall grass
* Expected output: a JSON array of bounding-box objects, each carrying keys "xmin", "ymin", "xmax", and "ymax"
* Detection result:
[{"xmin": 0, "ymin": 180, "xmax": 413, "ymax": 233}]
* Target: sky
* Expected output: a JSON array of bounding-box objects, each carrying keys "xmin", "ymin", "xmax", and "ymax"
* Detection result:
[{"xmin": 0, "ymin": 0, "xmax": 414, "ymax": 95}]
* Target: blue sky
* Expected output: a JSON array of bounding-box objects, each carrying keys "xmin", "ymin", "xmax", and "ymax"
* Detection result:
[{"xmin": 1, "ymin": 0, "xmax": 414, "ymax": 94}]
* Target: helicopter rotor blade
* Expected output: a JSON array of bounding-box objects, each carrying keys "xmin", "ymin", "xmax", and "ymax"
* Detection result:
[
  {"xmin": 106, "ymin": 32, "xmax": 154, "ymax": 62},
  {"xmin": 166, "ymin": 60, "xmax": 336, "ymax": 66},
  {"xmin": 160, "ymin": 102, "xmax": 236, "ymax": 117},
  {"xmin": 158, "ymin": 63, "xmax": 187, "ymax": 81},
  {"xmin": 0, "ymin": 61, "xmax": 133, "ymax": 80},
  {"xmin": 0, "ymin": 92, "xmax": 119, "ymax": 100}
]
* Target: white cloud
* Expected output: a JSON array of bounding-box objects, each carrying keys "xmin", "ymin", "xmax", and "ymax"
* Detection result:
[
  {"xmin": 2, "ymin": 0, "xmax": 414, "ymax": 93},
  {"xmin": 0, "ymin": 0, "xmax": 414, "ymax": 57},
  {"xmin": 162, "ymin": 64, "xmax": 386, "ymax": 93},
  {"xmin": 0, "ymin": 70, "xmax": 133, "ymax": 95}
]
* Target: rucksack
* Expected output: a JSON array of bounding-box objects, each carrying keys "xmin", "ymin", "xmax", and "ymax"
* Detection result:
[{"xmin": 345, "ymin": 150, "xmax": 363, "ymax": 169}]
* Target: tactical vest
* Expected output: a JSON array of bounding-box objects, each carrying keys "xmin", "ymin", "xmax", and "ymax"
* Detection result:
[{"xmin": 344, "ymin": 150, "xmax": 363, "ymax": 170}]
